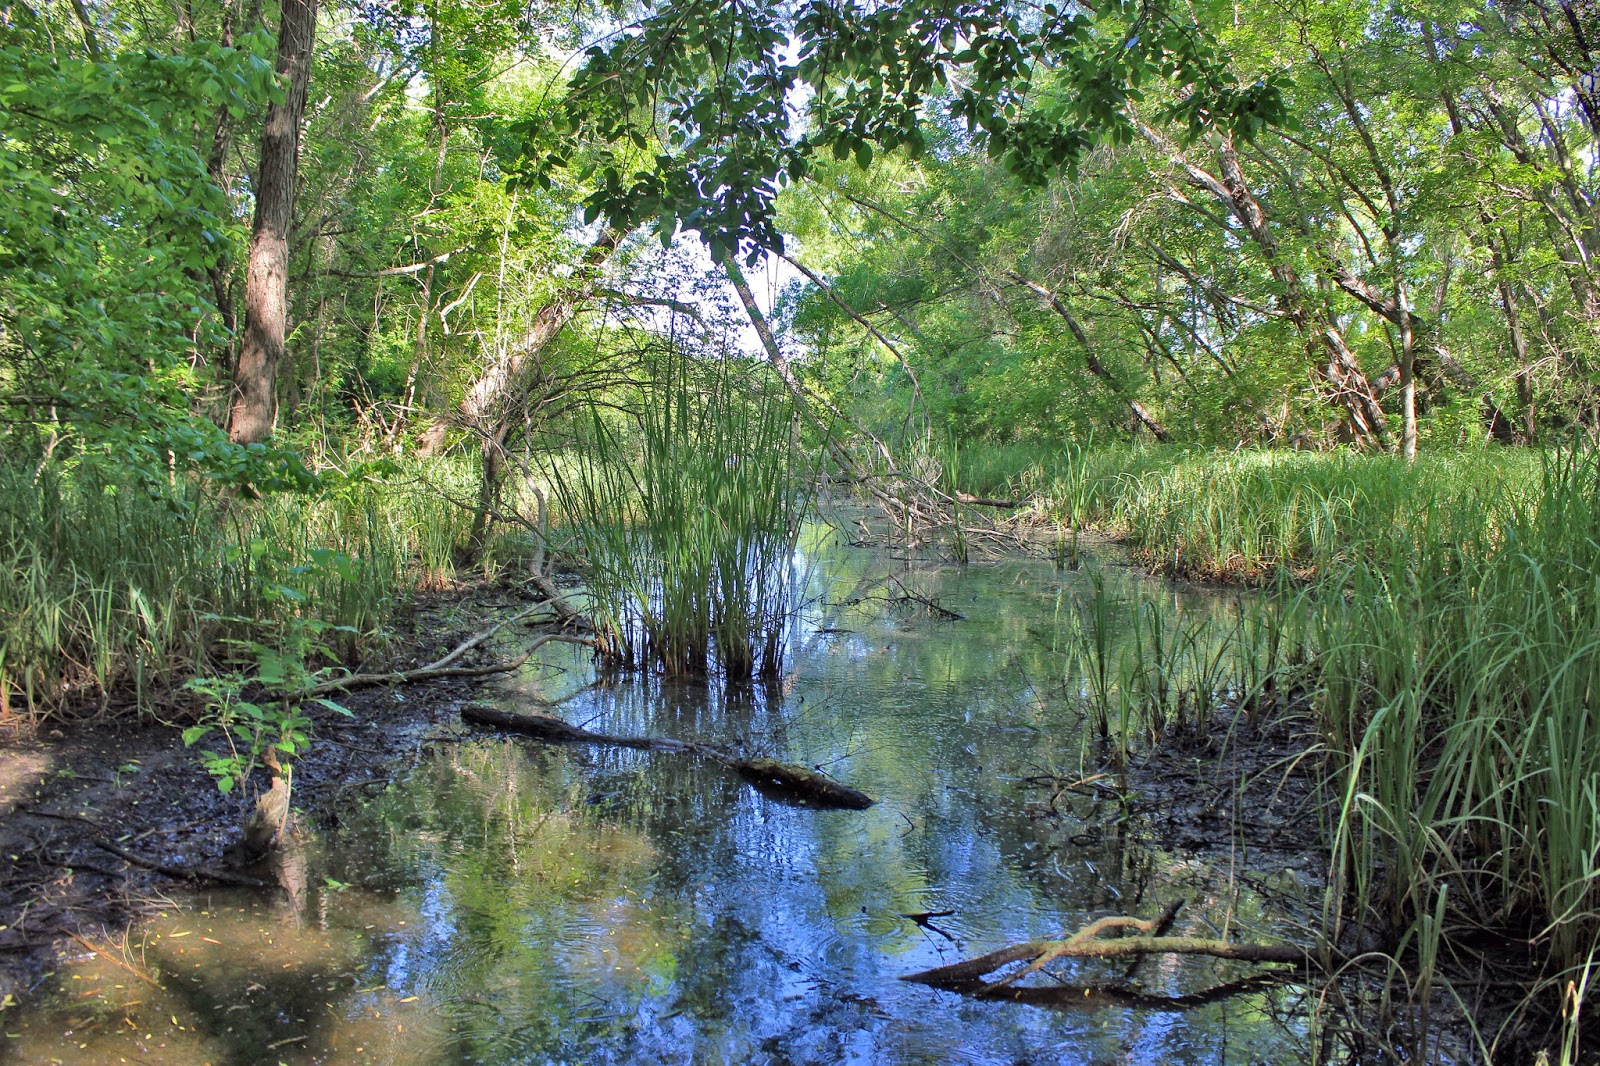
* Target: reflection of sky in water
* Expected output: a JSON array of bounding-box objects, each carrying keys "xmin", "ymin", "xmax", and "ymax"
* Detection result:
[{"xmin": 5, "ymin": 526, "xmax": 1320, "ymax": 1065}]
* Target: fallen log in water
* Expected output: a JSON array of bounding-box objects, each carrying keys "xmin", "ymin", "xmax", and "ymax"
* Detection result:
[
  {"xmin": 461, "ymin": 704, "xmax": 875, "ymax": 810},
  {"xmin": 903, "ymin": 899, "xmax": 1315, "ymax": 993}
]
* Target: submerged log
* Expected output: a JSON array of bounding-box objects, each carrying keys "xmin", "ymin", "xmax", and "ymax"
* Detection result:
[
  {"xmin": 976, "ymin": 973, "xmax": 1285, "ymax": 1010},
  {"xmin": 461, "ymin": 705, "xmax": 875, "ymax": 810},
  {"xmin": 732, "ymin": 758, "xmax": 876, "ymax": 810}
]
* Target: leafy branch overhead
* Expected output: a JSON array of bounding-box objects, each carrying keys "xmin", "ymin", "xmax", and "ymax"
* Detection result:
[{"xmin": 516, "ymin": 0, "xmax": 1291, "ymax": 260}]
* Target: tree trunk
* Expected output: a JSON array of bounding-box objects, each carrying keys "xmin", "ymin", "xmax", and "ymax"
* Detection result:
[
  {"xmin": 228, "ymin": 0, "xmax": 318, "ymax": 445},
  {"xmin": 725, "ymin": 260, "xmax": 895, "ymax": 475},
  {"xmin": 455, "ymin": 225, "xmax": 622, "ymax": 518},
  {"xmin": 1501, "ymin": 278, "xmax": 1537, "ymax": 442},
  {"xmin": 1006, "ymin": 272, "xmax": 1172, "ymax": 441},
  {"xmin": 1207, "ymin": 135, "xmax": 1388, "ymax": 444},
  {"xmin": 468, "ymin": 426, "xmax": 509, "ymax": 549},
  {"xmin": 1398, "ymin": 289, "xmax": 1417, "ymax": 462},
  {"xmin": 1135, "ymin": 119, "xmax": 1387, "ymax": 444}
]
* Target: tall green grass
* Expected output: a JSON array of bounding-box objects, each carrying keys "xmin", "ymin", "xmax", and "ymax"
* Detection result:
[
  {"xmin": 547, "ymin": 358, "xmax": 811, "ymax": 680},
  {"xmin": 938, "ymin": 437, "xmax": 1542, "ymax": 579},
  {"xmin": 0, "ymin": 456, "xmax": 481, "ymax": 721},
  {"xmin": 1063, "ymin": 580, "xmax": 1309, "ymax": 766},
  {"xmin": 932, "ymin": 438, "xmax": 1173, "ymax": 529},
  {"xmin": 998, "ymin": 442, "xmax": 1595, "ymax": 1058}
]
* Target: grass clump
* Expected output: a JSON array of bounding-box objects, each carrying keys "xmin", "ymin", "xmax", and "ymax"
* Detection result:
[
  {"xmin": 1315, "ymin": 452, "xmax": 1600, "ymax": 987},
  {"xmin": 548, "ymin": 357, "xmax": 811, "ymax": 681},
  {"xmin": 1009, "ymin": 441, "xmax": 1597, "ymax": 1058},
  {"xmin": 0, "ymin": 456, "xmax": 480, "ymax": 723},
  {"xmin": 1111, "ymin": 448, "xmax": 1539, "ymax": 581}
]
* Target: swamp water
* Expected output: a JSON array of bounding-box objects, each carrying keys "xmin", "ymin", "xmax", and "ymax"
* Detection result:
[{"xmin": 4, "ymin": 526, "xmax": 1323, "ymax": 1065}]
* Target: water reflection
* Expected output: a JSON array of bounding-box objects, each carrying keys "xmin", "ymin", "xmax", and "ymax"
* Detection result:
[{"xmin": 4, "ymin": 527, "xmax": 1318, "ymax": 1064}]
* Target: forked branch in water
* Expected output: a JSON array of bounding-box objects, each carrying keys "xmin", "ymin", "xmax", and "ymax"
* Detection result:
[
  {"xmin": 293, "ymin": 624, "xmax": 595, "ymax": 698},
  {"xmin": 903, "ymin": 900, "xmax": 1314, "ymax": 991}
]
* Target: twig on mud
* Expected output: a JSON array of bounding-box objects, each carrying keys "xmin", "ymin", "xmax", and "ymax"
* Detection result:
[
  {"xmin": 18, "ymin": 806, "xmax": 111, "ymax": 830},
  {"xmin": 93, "ymin": 841, "xmax": 277, "ymax": 890},
  {"xmin": 64, "ymin": 929, "xmax": 163, "ymax": 988}
]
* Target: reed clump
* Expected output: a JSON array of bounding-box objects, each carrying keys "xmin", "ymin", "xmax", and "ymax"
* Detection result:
[
  {"xmin": 1026, "ymin": 443, "xmax": 1597, "ymax": 1057},
  {"xmin": 548, "ymin": 358, "xmax": 811, "ymax": 681},
  {"xmin": 0, "ymin": 455, "xmax": 481, "ymax": 722}
]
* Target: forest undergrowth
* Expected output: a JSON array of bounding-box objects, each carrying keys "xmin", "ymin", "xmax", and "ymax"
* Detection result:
[{"xmin": 0, "ymin": 453, "xmax": 540, "ymax": 721}]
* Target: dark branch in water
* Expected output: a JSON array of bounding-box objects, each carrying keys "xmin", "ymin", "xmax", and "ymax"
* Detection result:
[
  {"xmin": 460, "ymin": 705, "xmax": 876, "ymax": 810},
  {"xmin": 294, "ymin": 627, "xmax": 596, "ymax": 698},
  {"xmin": 980, "ymin": 973, "xmax": 1291, "ymax": 1011},
  {"xmin": 885, "ymin": 575, "xmax": 965, "ymax": 621},
  {"xmin": 95, "ymin": 841, "xmax": 279, "ymax": 890}
]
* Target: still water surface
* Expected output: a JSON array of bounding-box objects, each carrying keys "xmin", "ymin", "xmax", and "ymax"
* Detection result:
[{"xmin": 4, "ymin": 526, "xmax": 1317, "ymax": 1064}]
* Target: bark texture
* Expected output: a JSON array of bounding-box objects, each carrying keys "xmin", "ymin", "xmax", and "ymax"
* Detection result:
[{"xmin": 229, "ymin": 0, "xmax": 318, "ymax": 444}]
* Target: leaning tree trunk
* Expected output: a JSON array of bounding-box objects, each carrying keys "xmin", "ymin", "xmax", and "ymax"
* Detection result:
[
  {"xmin": 228, "ymin": 0, "xmax": 318, "ymax": 445},
  {"xmin": 1005, "ymin": 272, "xmax": 1172, "ymax": 441},
  {"xmin": 1207, "ymin": 136, "xmax": 1389, "ymax": 444},
  {"xmin": 458, "ymin": 229, "xmax": 622, "ymax": 547}
]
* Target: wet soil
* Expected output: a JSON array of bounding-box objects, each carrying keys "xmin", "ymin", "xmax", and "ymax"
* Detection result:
[{"xmin": 0, "ymin": 585, "xmax": 562, "ymax": 1006}]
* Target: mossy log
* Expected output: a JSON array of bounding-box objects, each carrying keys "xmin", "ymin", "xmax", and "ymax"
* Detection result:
[{"xmin": 461, "ymin": 704, "xmax": 875, "ymax": 810}]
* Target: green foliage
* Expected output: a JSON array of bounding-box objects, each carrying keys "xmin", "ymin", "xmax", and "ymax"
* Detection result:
[
  {"xmin": 0, "ymin": 457, "xmax": 469, "ymax": 722},
  {"xmin": 180, "ymin": 595, "xmax": 355, "ymax": 794},
  {"xmin": 0, "ymin": 17, "xmax": 299, "ymax": 485},
  {"xmin": 770, "ymin": 0, "xmax": 1597, "ymax": 452},
  {"xmin": 529, "ymin": 0, "xmax": 1287, "ymax": 259}
]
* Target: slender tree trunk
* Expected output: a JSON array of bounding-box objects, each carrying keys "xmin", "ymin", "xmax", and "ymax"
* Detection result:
[
  {"xmin": 229, "ymin": 0, "xmax": 318, "ymax": 445},
  {"xmin": 1006, "ymin": 273, "xmax": 1172, "ymax": 441},
  {"xmin": 1135, "ymin": 118, "xmax": 1387, "ymax": 444},
  {"xmin": 1398, "ymin": 287, "xmax": 1417, "ymax": 462},
  {"xmin": 1207, "ymin": 136, "xmax": 1388, "ymax": 444},
  {"xmin": 726, "ymin": 259, "xmax": 893, "ymax": 464},
  {"xmin": 468, "ymin": 428, "xmax": 509, "ymax": 549},
  {"xmin": 1500, "ymin": 278, "xmax": 1537, "ymax": 442}
]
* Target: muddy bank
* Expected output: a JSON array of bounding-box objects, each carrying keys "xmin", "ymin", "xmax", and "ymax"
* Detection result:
[{"xmin": 0, "ymin": 589, "xmax": 554, "ymax": 1005}]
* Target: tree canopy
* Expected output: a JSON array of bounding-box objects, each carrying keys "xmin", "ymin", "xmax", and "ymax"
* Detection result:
[{"xmin": 0, "ymin": 0, "xmax": 1596, "ymax": 477}]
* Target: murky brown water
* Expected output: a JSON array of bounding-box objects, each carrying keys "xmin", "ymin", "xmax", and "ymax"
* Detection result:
[{"xmin": 2, "ymin": 525, "xmax": 1322, "ymax": 1064}]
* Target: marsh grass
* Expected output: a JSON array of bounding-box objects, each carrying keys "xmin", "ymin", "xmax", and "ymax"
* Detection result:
[
  {"xmin": 547, "ymin": 358, "xmax": 812, "ymax": 680},
  {"xmin": 1015, "ymin": 442, "xmax": 1597, "ymax": 1059},
  {"xmin": 941, "ymin": 439, "xmax": 1539, "ymax": 579},
  {"xmin": 1064, "ymin": 584, "xmax": 1298, "ymax": 764},
  {"xmin": 0, "ymin": 456, "xmax": 481, "ymax": 722}
]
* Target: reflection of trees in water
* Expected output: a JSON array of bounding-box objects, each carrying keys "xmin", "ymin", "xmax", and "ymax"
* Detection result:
[
  {"xmin": 335, "ymin": 741, "xmax": 691, "ymax": 1062},
  {"xmin": 5, "ymin": 882, "xmax": 450, "ymax": 1065},
  {"xmin": 9, "ymin": 540, "xmax": 1311, "ymax": 1063}
]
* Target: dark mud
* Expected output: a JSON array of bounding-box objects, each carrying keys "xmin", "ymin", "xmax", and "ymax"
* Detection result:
[{"xmin": 0, "ymin": 588, "xmax": 563, "ymax": 1006}]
